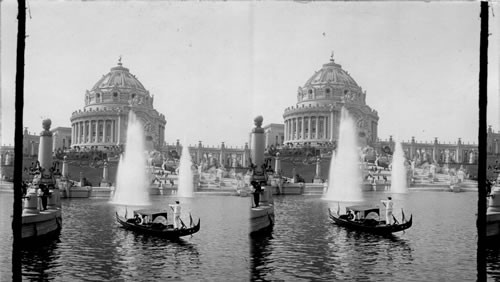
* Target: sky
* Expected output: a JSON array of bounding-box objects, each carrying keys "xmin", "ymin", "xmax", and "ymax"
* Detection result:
[{"xmin": 1, "ymin": 1, "xmax": 499, "ymax": 147}]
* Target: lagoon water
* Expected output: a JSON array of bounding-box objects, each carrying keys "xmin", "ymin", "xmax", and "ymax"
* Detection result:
[{"xmin": 1, "ymin": 190, "xmax": 499, "ymax": 280}]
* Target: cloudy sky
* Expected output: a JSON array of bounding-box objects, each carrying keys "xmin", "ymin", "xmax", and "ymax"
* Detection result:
[{"xmin": 1, "ymin": 1, "xmax": 499, "ymax": 147}]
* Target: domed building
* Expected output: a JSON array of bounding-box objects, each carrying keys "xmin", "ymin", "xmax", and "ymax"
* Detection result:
[
  {"xmin": 283, "ymin": 55, "xmax": 379, "ymax": 147},
  {"xmin": 70, "ymin": 59, "xmax": 166, "ymax": 150}
]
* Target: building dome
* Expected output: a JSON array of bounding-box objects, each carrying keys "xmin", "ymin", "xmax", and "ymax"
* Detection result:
[
  {"xmin": 92, "ymin": 62, "xmax": 146, "ymax": 91},
  {"xmin": 283, "ymin": 55, "xmax": 379, "ymax": 147},
  {"xmin": 303, "ymin": 60, "xmax": 359, "ymax": 88},
  {"xmin": 297, "ymin": 57, "xmax": 364, "ymax": 106},
  {"xmin": 70, "ymin": 59, "xmax": 166, "ymax": 150}
]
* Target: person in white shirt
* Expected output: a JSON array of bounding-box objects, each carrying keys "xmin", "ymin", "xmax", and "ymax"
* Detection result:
[
  {"xmin": 381, "ymin": 196, "xmax": 394, "ymax": 225},
  {"xmin": 169, "ymin": 201, "xmax": 182, "ymax": 229}
]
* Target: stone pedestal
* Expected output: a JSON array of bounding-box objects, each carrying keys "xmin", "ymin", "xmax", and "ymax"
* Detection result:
[
  {"xmin": 47, "ymin": 189, "xmax": 60, "ymax": 209},
  {"xmin": 489, "ymin": 187, "xmax": 500, "ymax": 213},
  {"xmin": 313, "ymin": 156, "xmax": 322, "ymax": 183},
  {"xmin": 79, "ymin": 172, "xmax": 84, "ymax": 186},
  {"xmin": 100, "ymin": 161, "xmax": 109, "ymax": 186},
  {"xmin": 61, "ymin": 156, "xmax": 68, "ymax": 179},
  {"xmin": 274, "ymin": 153, "xmax": 281, "ymax": 174},
  {"xmin": 259, "ymin": 187, "xmax": 273, "ymax": 206},
  {"xmin": 23, "ymin": 189, "xmax": 40, "ymax": 215}
]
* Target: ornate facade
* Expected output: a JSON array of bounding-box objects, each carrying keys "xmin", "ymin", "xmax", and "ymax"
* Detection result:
[
  {"xmin": 283, "ymin": 55, "xmax": 379, "ymax": 147},
  {"xmin": 376, "ymin": 136, "xmax": 479, "ymax": 165},
  {"xmin": 163, "ymin": 140, "xmax": 250, "ymax": 168},
  {"xmin": 70, "ymin": 60, "xmax": 166, "ymax": 150}
]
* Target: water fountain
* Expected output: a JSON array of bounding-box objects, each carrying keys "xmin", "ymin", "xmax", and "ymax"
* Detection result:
[
  {"xmin": 111, "ymin": 111, "xmax": 150, "ymax": 206},
  {"xmin": 390, "ymin": 139, "xmax": 408, "ymax": 193},
  {"xmin": 323, "ymin": 108, "xmax": 363, "ymax": 202},
  {"xmin": 177, "ymin": 142, "xmax": 195, "ymax": 198}
]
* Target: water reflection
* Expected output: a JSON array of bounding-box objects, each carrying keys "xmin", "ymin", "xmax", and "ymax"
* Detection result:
[
  {"xmin": 487, "ymin": 246, "xmax": 500, "ymax": 281},
  {"xmin": 250, "ymin": 233, "xmax": 273, "ymax": 281},
  {"xmin": 0, "ymin": 192, "xmax": 479, "ymax": 280},
  {"xmin": 113, "ymin": 231, "xmax": 201, "ymax": 280},
  {"xmin": 325, "ymin": 225, "xmax": 413, "ymax": 280},
  {"xmin": 21, "ymin": 238, "xmax": 61, "ymax": 281}
]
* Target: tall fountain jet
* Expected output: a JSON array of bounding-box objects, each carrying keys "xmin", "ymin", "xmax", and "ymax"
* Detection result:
[
  {"xmin": 390, "ymin": 139, "xmax": 408, "ymax": 193},
  {"xmin": 177, "ymin": 142, "xmax": 194, "ymax": 198},
  {"xmin": 324, "ymin": 108, "xmax": 363, "ymax": 202},
  {"xmin": 111, "ymin": 111, "xmax": 150, "ymax": 206}
]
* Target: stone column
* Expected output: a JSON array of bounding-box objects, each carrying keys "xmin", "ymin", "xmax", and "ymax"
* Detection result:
[
  {"xmin": 220, "ymin": 142, "xmax": 225, "ymax": 166},
  {"xmin": 286, "ymin": 120, "xmax": 289, "ymax": 141},
  {"xmin": 76, "ymin": 122, "xmax": 79, "ymax": 144},
  {"xmin": 285, "ymin": 120, "xmax": 288, "ymax": 141},
  {"xmin": 197, "ymin": 141, "xmax": 202, "ymax": 164},
  {"xmin": 330, "ymin": 110, "xmax": 334, "ymax": 142},
  {"xmin": 88, "ymin": 121, "xmax": 92, "ymax": 143},
  {"xmin": 295, "ymin": 118, "xmax": 298, "ymax": 140},
  {"xmin": 323, "ymin": 116, "xmax": 327, "ymax": 139},
  {"xmin": 307, "ymin": 116, "xmax": 312, "ymax": 140},
  {"xmin": 315, "ymin": 116, "xmax": 319, "ymax": 139},
  {"xmin": 83, "ymin": 121, "xmax": 88, "ymax": 144},
  {"xmin": 111, "ymin": 120, "xmax": 115, "ymax": 143},
  {"xmin": 94, "ymin": 120, "xmax": 98, "ymax": 143},
  {"xmin": 117, "ymin": 114, "xmax": 122, "ymax": 145},
  {"xmin": 301, "ymin": 117, "xmax": 305, "ymax": 140},
  {"xmin": 79, "ymin": 122, "xmax": 83, "ymax": 144},
  {"xmin": 71, "ymin": 124, "xmax": 74, "ymax": 145},
  {"xmin": 410, "ymin": 136, "xmax": 415, "ymax": 159},
  {"xmin": 284, "ymin": 120, "xmax": 287, "ymax": 142},
  {"xmin": 296, "ymin": 118, "xmax": 299, "ymax": 140},
  {"xmin": 74, "ymin": 123, "xmax": 77, "ymax": 145},
  {"xmin": 250, "ymin": 116, "xmax": 266, "ymax": 170},
  {"xmin": 103, "ymin": 120, "xmax": 107, "ymax": 143},
  {"xmin": 38, "ymin": 119, "xmax": 54, "ymax": 173}
]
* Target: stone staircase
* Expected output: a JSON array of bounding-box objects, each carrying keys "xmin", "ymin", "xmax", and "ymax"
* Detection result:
[
  {"xmin": 411, "ymin": 168, "xmax": 450, "ymax": 188},
  {"xmin": 410, "ymin": 168, "xmax": 477, "ymax": 191}
]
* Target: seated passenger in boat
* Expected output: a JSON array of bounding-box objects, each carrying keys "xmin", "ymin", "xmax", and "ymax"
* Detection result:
[{"xmin": 346, "ymin": 210, "xmax": 354, "ymax": 220}]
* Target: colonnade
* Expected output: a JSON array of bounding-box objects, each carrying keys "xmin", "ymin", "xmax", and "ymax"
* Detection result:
[
  {"xmin": 284, "ymin": 115, "xmax": 331, "ymax": 142},
  {"xmin": 71, "ymin": 118, "xmax": 121, "ymax": 145}
]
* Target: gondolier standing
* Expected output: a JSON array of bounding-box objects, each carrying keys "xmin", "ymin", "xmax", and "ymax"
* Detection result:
[
  {"xmin": 170, "ymin": 201, "xmax": 181, "ymax": 229},
  {"xmin": 381, "ymin": 197, "xmax": 394, "ymax": 225}
]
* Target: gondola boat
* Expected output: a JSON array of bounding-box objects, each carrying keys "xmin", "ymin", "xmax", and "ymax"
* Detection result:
[
  {"xmin": 328, "ymin": 205, "xmax": 412, "ymax": 235},
  {"xmin": 116, "ymin": 209, "xmax": 200, "ymax": 239}
]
